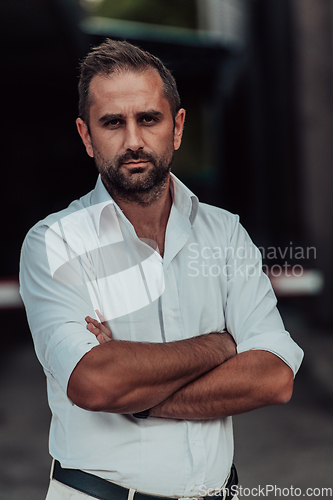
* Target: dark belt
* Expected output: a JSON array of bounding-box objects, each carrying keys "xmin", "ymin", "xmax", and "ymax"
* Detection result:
[{"xmin": 53, "ymin": 460, "xmax": 238, "ymax": 500}]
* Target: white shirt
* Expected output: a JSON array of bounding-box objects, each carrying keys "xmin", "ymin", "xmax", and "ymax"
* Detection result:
[{"xmin": 19, "ymin": 174, "xmax": 303, "ymax": 497}]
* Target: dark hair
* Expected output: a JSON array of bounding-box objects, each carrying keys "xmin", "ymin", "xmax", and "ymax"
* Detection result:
[{"xmin": 78, "ymin": 39, "xmax": 181, "ymax": 124}]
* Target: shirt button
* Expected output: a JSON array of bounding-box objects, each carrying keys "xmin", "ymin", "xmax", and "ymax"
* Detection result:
[{"xmin": 168, "ymin": 310, "xmax": 173, "ymax": 316}]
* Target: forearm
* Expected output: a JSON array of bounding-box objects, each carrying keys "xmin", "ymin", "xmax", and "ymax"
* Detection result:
[
  {"xmin": 68, "ymin": 331, "xmax": 236, "ymax": 413},
  {"xmin": 150, "ymin": 350, "xmax": 294, "ymax": 420}
]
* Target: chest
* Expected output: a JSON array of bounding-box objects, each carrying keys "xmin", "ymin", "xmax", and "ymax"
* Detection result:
[
  {"xmin": 100, "ymin": 230, "xmax": 229, "ymax": 343},
  {"xmin": 134, "ymin": 228, "xmax": 166, "ymax": 257}
]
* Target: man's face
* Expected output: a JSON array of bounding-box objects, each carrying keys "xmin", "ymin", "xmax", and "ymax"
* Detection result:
[{"xmin": 76, "ymin": 69, "xmax": 185, "ymax": 202}]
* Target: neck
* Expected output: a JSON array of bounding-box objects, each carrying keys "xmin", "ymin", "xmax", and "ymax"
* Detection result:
[{"xmin": 103, "ymin": 176, "xmax": 173, "ymax": 256}]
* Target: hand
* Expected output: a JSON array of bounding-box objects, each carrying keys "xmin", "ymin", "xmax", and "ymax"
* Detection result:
[{"xmin": 85, "ymin": 312, "xmax": 113, "ymax": 344}]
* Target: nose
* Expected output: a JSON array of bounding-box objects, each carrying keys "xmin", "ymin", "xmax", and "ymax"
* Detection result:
[{"xmin": 123, "ymin": 121, "xmax": 144, "ymax": 151}]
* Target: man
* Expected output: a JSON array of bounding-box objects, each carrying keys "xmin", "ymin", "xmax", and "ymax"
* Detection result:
[{"xmin": 20, "ymin": 39, "xmax": 303, "ymax": 500}]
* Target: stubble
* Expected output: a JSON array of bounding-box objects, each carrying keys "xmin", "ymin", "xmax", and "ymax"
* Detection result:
[{"xmin": 93, "ymin": 147, "xmax": 174, "ymax": 206}]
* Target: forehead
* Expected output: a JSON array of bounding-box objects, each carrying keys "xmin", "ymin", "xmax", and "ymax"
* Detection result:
[{"xmin": 88, "ymin": 69, "xmax": 170, "ymax": 116}]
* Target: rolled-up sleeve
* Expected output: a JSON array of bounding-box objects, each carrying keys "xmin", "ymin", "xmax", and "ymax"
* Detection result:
[
  {"xmin": 19, "ymin": 223, "xmax": 99, "ymax": 393},
  {"xmin": 224, "ymin": 216, "xmax": 304, "ymax": 375}
]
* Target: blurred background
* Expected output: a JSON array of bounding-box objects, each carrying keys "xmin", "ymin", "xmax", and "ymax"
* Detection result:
[{"xmin": 1, "ymin": 0, "xmax": 333, "ymax": 498}]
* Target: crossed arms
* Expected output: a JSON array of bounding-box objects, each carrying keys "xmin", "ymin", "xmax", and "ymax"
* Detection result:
[{"xmin": 67, "ymin": 316, "xmax": 294, "ymax": 420}]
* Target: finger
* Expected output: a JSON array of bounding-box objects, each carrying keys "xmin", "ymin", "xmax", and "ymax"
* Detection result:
[
  {"xmin": 86, "ymin": 322, "xmax": 99, "ymax": 336},
  {"xmin": 88, "ymin": 315, "xmax": 112, "ymax": 337},
  {"xmin": 99, "ymin": 323, "xmax": 112, "ymax": 337},
  {"xmin": 86, "ymin": 319, "xmax": 99, "ymax": 330},
  {"xmin": 96, "ymin": 333, "xmax": 107, "ymax": 344},
  {"xmin": 87, "ymin": 316, "xmax": 110, "ymax": 333},
  {"xmin": 87, "ymin": 321, "xmax": 104, "ymax": 342},
  {"xmin": 95, "ymin": 309, "xmax": 106, "ymax": 323},
  {"xmin": 86, "ymin": 320, "xmax": 113, "ymax": 343},
  {"xmin": 85, "ymin": 316, "xmax": 101, "ymax": 326},
  {"xmin": 85, "ymin": 316, "xmax": 95, "ymax": 322},
  {"xmin": 85, "ymin": 316, "xmax": 113, "ymax": 342},
  {"xmin": 86, "ymin": 316, "xmax": 110, "ymax": 334},
  {"xmin": 97, "ymin": 332, "xmax": 113, "ymax": 344}
]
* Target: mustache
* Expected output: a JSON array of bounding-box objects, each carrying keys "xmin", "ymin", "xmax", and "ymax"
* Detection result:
[{"xmin": 116, "ymin": 150, "xmax": 156, "ymax": 166}]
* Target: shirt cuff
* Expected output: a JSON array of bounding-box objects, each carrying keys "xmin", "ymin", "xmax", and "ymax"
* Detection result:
[
  {"xmin": 237, "ymin": 331, "xmax": 304, "ymax": 376},
  {"xmin": 45, "ymin": 322, "xmax": 99, "ymax": 393}
]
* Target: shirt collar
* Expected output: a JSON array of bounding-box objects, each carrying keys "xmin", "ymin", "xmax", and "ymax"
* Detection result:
[
  {"xmin": 169, "ymin": 173, "xmax": 199, "ymax": 227},
  {"xmin": 88, "ymin": 176, "xmax": 115, "ymax": 237},
  {"xmin": 89, "ymin": 174, "xmax": 199, "ymax": 237}
]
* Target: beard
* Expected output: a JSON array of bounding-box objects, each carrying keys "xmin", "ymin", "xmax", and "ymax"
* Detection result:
[{"xmin": 93, "ymin": 146, "xmax": 174, "ymax": 206}]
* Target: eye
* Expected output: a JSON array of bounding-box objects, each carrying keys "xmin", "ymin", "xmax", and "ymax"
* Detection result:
[
  {"xmin": 105, "ymin": 119, "xmax": 121, "ymax": 127},
  {"xmin": 102, "ymin": 117, "xmax": 125, "ymax": 128},
  {"xmin": 140, "ymin": 114, "xmax": 159, "ymax": 125}
]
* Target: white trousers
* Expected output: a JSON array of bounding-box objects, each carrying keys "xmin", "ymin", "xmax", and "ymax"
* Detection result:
[{"xmin": 46, "ymin": 478, "xmax": 91, "ymax": 499}]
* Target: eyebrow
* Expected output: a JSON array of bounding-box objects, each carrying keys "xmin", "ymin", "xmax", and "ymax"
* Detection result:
[
  {"xmin": 98, "ymin": 110, "xmax": 164, "ymax": 123},
  {"xmin": 99, "ymin": 113, "xmax": 123, "ymax": 124},
  {"xmin": 137, "ymin": 110, "xmax": 163, "ymax": 119}
]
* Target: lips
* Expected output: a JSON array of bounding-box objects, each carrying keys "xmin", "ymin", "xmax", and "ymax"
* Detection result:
[
  {"xmin": 115, "ymin": 151, "xmax": 156, "ymax": 171},
  {"xmin": 123, "ymin": 160, "xmax": 149, "ymax": 166}
]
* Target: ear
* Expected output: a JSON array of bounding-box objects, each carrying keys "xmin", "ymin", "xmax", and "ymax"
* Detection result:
[
  {"xmin": 76, "ymin": 118, "xmax": 94, "ymax": 158},
  {"xmin": 173, "ymin": 108, "xmax": 186, "ymax": 151}
]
